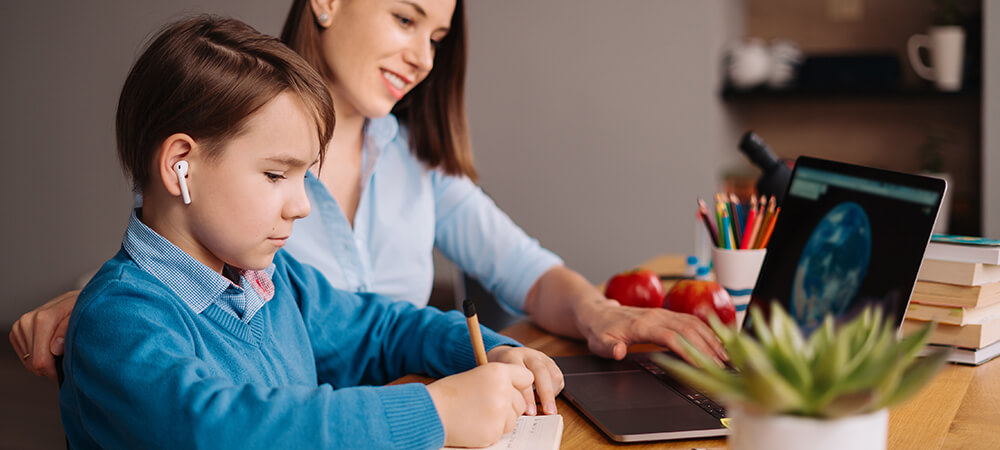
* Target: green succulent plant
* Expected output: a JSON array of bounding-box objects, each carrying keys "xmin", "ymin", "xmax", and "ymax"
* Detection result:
[{"xmin": 652, "ymin": 303, "xmax": 949, "ymax": 419}]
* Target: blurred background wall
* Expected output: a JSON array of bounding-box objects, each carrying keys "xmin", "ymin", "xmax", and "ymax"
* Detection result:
[
  {"xmin": 1, "ymin": 0, "xmax": 996, "ymax": 327},
  {"xmin": 461, "ymin": 0, "xmax": 743, "ymax": 287},
  {"xmin": 1, "ymin": 1, "xmax": 997, "ymax": 448},
  {"xmin": 0, "ymin": 1, "xmax": 743, "ymax": 326}
]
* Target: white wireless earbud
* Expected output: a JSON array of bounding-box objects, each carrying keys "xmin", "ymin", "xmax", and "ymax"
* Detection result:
[{"xmin": 173, "ymin": 160, "xmax": 191, "ymax": 204}]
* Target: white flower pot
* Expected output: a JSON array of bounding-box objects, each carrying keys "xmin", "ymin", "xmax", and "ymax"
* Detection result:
[{"xmin": 728, "ymin": 407, "xmax": 889, "ymax": 450}]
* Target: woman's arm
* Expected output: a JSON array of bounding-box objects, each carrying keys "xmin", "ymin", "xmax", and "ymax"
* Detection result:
[
  {"xmin": 431, "ymin": 172, "xmax": 727, "ymax": 364},
  {"xmin": 431, "ymin": 172, "xmax": 562, "ymax": 314},
  {"xmin": 8, "ymin": 290, "xmax": 78, "ymax": 379},
  {"xmin": 523, "ymin": 264, "xmax": 729, "ymax": 365}
]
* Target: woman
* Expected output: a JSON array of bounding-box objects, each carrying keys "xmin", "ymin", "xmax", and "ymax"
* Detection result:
[{"xmin": 10, "ymin": 0, "xmax": 727, "ymax": 387}]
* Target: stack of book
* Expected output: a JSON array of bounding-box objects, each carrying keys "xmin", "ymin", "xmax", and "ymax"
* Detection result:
[{"xmin": 904, "ymin": 234, "xmax": 1000, "ymax": 365}]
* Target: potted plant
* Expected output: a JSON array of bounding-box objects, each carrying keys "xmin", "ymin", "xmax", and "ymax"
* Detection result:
[{"xmin": 652, "ymin": 304, "xmax": 949, "ymax": 450}]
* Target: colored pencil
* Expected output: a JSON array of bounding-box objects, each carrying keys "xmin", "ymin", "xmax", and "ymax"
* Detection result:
[
  {"xmin": 715, "ymin": 201, "xmax": 725, "ymax": 246},
  {"xmin": 729, "ymin": 212, "xmax": 740, "ymax": 250},
  {"xmin": 730, "ymin": 193, "xmax": 740, "ymax": 228},
  {"xmin": 759, "ymin": 206, "xmax": 780, "ymax": 249},
  {"xmin": 739, "ymin": 196, "xmax": 758, "ymax": 249},
  {"xmin": 698, "ymin": 211, "xmax": 719, "ymax": 247},
  {"xmin": 730, "ymin": 193, "xmax": 746, "ymax": 230},
  {"xmin": 736, "ymin": 196, "xmax": 747, "ymax": 250},
  {"xmin": 745, "ymin": 196, "xmax": 765, "ymax": 249},
  {"xmin": 728, "ymin": 193, "xmax": 742, "ymax": 246},
  {"xmin": 697, "ymin": 199, "xmax": 719, "ymax": 247},
  {"xmin": 715, "ymin": 193, "xmax": 728, "ymax": 230},
  {"xmin": 721, "ymin": 208, "xmax": 732, "ymax": 249},
  {"xmin": 754, "ymin": 196, "xmax": 777, "ymax": 249}
]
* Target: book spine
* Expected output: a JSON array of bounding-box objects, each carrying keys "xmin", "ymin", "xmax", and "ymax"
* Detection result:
[
  {"xmin": 906, "ymin": 300, "xmax": 1000, "ymax": 325},
  {"xmin": 904, "ymin": 303, "xmax": 966, "ymax": 325},
  {"xmin": 925, "ymin": 244, "xmax": 1000, "ymax": 265},
  {"xmin": 902, "ymin": 320, "xmax": 979, "ymax": 347},
  {"xmin": 902, "ymin": 318, "xmax": 1000, "ymax": 348},
  {"xmin": 917, "ymin": 259, "xmax": 979, "ymax": 286},
  {"xmin": 910, "ymin": 281, "xmax": 1000, "ymax": 309},
  {"xmin": 910, "ymin": 292, "xmax": 981, "ymax": 309}
]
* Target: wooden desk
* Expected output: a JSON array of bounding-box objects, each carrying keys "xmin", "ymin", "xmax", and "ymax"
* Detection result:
[
  {"xmin": 502, "ymin": 321, "xmax": 1000, "ymax": 449},
  {"xmin": 501, "ymin": 255, "xmax": 1000, "ymax": 449}
]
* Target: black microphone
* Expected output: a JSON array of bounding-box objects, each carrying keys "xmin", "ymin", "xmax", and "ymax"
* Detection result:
[{"xmin": 739, "ymin": 131, "xmax": 792, "ymax": 205}]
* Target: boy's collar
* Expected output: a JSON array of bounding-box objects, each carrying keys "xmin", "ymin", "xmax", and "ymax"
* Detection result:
[{"xmin": 123, "ymin": 209, "xmax": 275, "ymax": 314}]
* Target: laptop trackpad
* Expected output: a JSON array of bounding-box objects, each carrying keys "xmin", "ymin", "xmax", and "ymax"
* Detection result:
[
  {"xmin": 566, "ymin": 371, "xmax": 691, "ymax": 410},
  {"xmin": 565, "ymin": 371, "xmax": 723, "ymax": 434}
]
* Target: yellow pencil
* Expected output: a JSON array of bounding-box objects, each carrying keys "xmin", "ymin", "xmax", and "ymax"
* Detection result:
[{"xmin": 463, "ymin": 299, "xmax": 489, "ymax": 366}]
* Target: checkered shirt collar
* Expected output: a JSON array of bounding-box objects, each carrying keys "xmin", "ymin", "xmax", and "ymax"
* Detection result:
[{"xmin": 122, "ymin": 209, "xmax": 275, "ymax": 316}]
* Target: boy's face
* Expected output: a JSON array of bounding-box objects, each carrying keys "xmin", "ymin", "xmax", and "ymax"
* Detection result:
[{"xmin": 182, "ymin": 92, "xmax": 320, "ymax": 272}]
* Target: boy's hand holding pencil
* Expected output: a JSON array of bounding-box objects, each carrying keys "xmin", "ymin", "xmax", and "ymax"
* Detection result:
[
  {"xmin": 437, "ymin": 300, "xmax": 564, "ymax": 447},
  {"xmin": 485, "ymin": 346, "xmax": 565, "ymax": 416},
  {"xmin": 426, "ymin": 362, "xmax": 534, "ymax": 448}
]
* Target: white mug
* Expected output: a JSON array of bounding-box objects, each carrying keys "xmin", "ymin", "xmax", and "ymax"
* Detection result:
[{"xmin": 907, "ymin": 26, "xmax": 965, "ymax": 91}]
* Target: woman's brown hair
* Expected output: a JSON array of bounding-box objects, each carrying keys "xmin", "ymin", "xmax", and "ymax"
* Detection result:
[
  {"xmin": 116, "ymin": 15, "xmax": 336, "ymax": 192},
  {"xmin": 280, "ymin": 0, "xmax": 477, "ymax": 181}
]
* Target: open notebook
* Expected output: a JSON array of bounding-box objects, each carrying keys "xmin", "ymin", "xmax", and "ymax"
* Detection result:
[{"xmin": 443, "ymin": 414, "xmax": 563, "ymax": 450}]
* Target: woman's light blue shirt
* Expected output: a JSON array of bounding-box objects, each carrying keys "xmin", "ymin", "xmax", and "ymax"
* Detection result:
[{"xmin": 284, "ymin": 114, "xmax": 562, "ymax": 313}]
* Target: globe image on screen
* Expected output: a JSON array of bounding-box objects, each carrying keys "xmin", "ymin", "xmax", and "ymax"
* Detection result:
[{"xmin": 791, "ymin": 202, "xmax": 872, "ymax": 330}]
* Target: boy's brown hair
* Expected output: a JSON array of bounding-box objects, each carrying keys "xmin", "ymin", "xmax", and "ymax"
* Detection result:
[
  {"xmin": 116, "ymin": 15, "xmax": 335, "ymax": 192},
  {"xmin": 280, "ymin": 0, "xmax": 477, "ymax": 181}
]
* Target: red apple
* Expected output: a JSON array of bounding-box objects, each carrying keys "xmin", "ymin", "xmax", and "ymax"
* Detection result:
[
  {"xmin": 664, "ymin": 280, "xmax": 736, "ymax": 326},
  {"xmin": 604, "ymin": 269, "xmax": 665, "ymax": 308}
]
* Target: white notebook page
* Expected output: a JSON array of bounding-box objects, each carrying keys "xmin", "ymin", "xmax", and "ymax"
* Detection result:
[{"xmin": 442, "ymin": 414, "xmax": 563, "ymax": 450}]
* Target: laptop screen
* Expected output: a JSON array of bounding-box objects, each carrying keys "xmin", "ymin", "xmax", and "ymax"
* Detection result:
[{"xmin": 746, "ymin": 157, "xmax": 945, "ymax": 333}]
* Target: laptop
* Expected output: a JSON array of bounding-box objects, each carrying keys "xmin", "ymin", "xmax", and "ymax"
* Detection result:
[{"xmin": 554, "ymin": 156, "xmax": 946, "ymax": 442}]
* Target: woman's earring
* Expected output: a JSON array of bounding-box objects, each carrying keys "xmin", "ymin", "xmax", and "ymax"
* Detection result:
[{"xmin": 318, "ymin": 13, "xmax": 329, "ymax": 26}]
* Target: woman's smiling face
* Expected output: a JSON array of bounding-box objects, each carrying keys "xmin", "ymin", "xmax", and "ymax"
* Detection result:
[{"xmin": 317, "ymin": 0, "xmax": 456, "ymax": 119}]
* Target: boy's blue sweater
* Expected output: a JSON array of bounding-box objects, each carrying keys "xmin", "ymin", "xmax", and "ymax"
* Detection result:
[{"xmin": 60, "ymin": 249, "xmax": 518, "ymax": 449}]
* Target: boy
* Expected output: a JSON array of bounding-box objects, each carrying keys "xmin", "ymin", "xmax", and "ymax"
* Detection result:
[{"xmin": 60, "ymin": 16, "xmax": 563, "ymax": 449}]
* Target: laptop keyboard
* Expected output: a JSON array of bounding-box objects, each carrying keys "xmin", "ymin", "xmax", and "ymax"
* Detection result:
[{"xmin": 635, "ymin": 358, "xmax": 728, "ymax": 419}]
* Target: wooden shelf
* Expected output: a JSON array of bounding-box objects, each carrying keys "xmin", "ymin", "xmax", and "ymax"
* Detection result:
[{"xmin": 720, "ymin": 85, "xmax": 982, "ymax": 101}]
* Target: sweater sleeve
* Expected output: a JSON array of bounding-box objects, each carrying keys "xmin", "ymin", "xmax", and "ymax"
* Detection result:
[
  {"xmin": 280, "ymin": 251, "xmax": 520, "ymax": 387},
  {"xmin": 61, "ymin": 274, "xmax": 444, "ymax": 450},
  {"xmin": 431, "ymin": 171, "xmax": 563, "ymax": 314}
]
